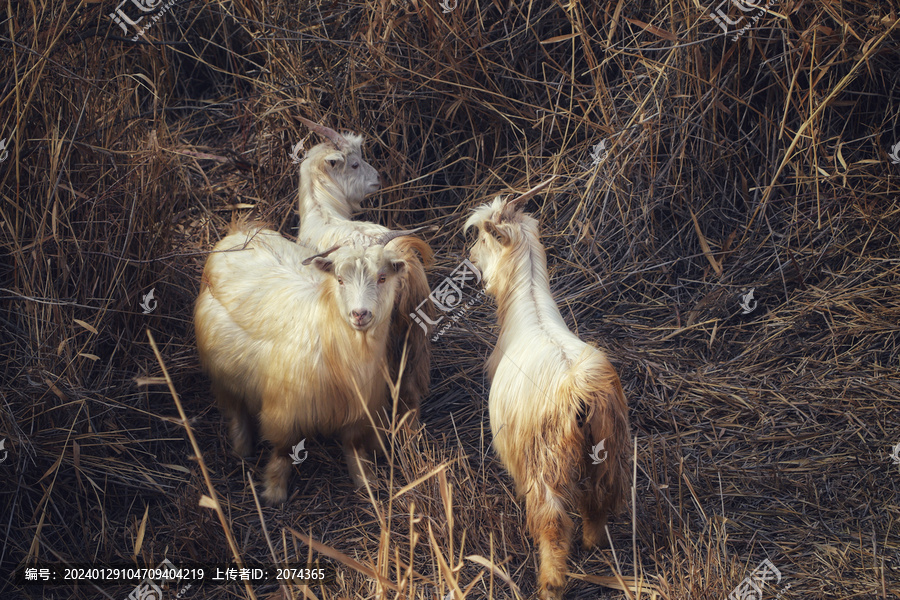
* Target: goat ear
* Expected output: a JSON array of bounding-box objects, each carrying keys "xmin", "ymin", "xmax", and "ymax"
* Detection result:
[
  {"xmin": 389, "ymin": 259, "xmax": 407, "ymax": 275},
  {"xmin": 484, "ymin": 221, "xmax": 511, "ymax": 246},
  {"xmin": 312, "ymin": 257, "xmax": 334, "ymax": 273}
]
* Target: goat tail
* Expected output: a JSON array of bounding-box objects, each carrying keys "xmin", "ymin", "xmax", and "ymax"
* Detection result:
[
  {"xmin": 385, "ymin": 236, "xmax": 435, "ymax": 418},
  {"xmin": 573, "ymin": 352, "xmax": 631, "ymax": 516}
]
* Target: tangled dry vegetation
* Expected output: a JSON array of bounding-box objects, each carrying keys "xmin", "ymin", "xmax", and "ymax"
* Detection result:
[{"xmin": 2, "ymin": 0, "xmax": 900, "ymax": 598}]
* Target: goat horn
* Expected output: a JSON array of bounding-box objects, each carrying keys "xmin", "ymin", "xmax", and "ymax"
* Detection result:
[
  {"xmin": 506, "ymin": 176, "xmax": 557, "ymax": 206},
  {"xmin": 301, "ymin": 244, "xmax": 342, "ymax": 266},
  {"xmin": 376, "ymin": 226, "xmax": 432, "ymax": 246},
  {"xmin": 297, "ymin": 116, "xmax": 350, "ymax": 150}
]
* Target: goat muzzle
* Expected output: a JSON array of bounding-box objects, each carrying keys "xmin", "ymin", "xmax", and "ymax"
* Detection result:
[{"xmin": 350, "ymin": 308, "xmax": 373, "ymax": 329}]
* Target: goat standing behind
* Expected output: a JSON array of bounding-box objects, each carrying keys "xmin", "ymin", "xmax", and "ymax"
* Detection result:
[
  {"xmin": 295, "ymin": 117, "xmax": 433, "ymax": 426},
  {"xmin": 194, "ymin": 223, "xmax": 425, "ymax": 504},
  {"xmin": 464, "ymin": 184, "xmax": 631, "ymax": 600}
]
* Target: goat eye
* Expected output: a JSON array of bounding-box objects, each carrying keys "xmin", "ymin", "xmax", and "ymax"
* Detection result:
[
  {"xmin": 377, "ymin": 274, "xmax": 386, "ymax": 284},
  {"xmin": 337, "ymin": 277, "xmax": 344, "ymax": 285},
  {"xmin": 352, "ymin": 163, "xmax": 359, "ymax": 169}
]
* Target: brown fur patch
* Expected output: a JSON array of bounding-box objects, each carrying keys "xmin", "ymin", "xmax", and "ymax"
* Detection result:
[{"xmin": 384, "ymin": 236, "xmax": 434, "ymax": 424}]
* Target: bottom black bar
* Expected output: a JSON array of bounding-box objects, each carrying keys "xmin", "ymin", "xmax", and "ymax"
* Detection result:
[{"xmin": 15, "ymin": 564, "xmax": 336, "ymax": 585}]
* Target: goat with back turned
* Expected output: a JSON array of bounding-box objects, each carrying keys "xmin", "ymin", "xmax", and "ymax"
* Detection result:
[{"xmin": 463, "ymin": 181, "xmax": 631, "ymax": 600}]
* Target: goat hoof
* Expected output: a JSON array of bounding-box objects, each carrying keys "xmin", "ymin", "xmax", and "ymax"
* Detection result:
[
  {"xmin": 538, "ymin": 583, "xmax": 565, "ymax": 600},
  {"xmin": 351, "ymin": 467, "xmax": 374, "ymax": 490},
  {"xmin": 582, "ymin": 528, "xmax": 609, "ymax": 550},
  {"xmin": 262, "ymin": 485, "xmax": 287, "ymax": 506},
  {"xmin": 232, "ymin": 442, "xmax": 252, "ymax": 459}
]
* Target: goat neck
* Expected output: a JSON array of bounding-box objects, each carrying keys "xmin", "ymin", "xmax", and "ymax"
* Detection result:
[
  {"xmin": 298, "ymin": 158, "xmax": 354, "ymax": 237},
  {"xmin": 492, "ymin": 224, "xmax": 569, "ymax": 345}
]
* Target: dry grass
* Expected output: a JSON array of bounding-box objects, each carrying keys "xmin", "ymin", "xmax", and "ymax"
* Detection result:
[{"xmin": 2, "ymin": 0, "xmax": 900, "ymax": 598}]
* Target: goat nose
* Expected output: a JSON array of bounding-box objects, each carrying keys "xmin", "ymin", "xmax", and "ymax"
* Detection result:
[{"xmin": 351, "ymin": 309, "xmax": 372, "ymax": 321}]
